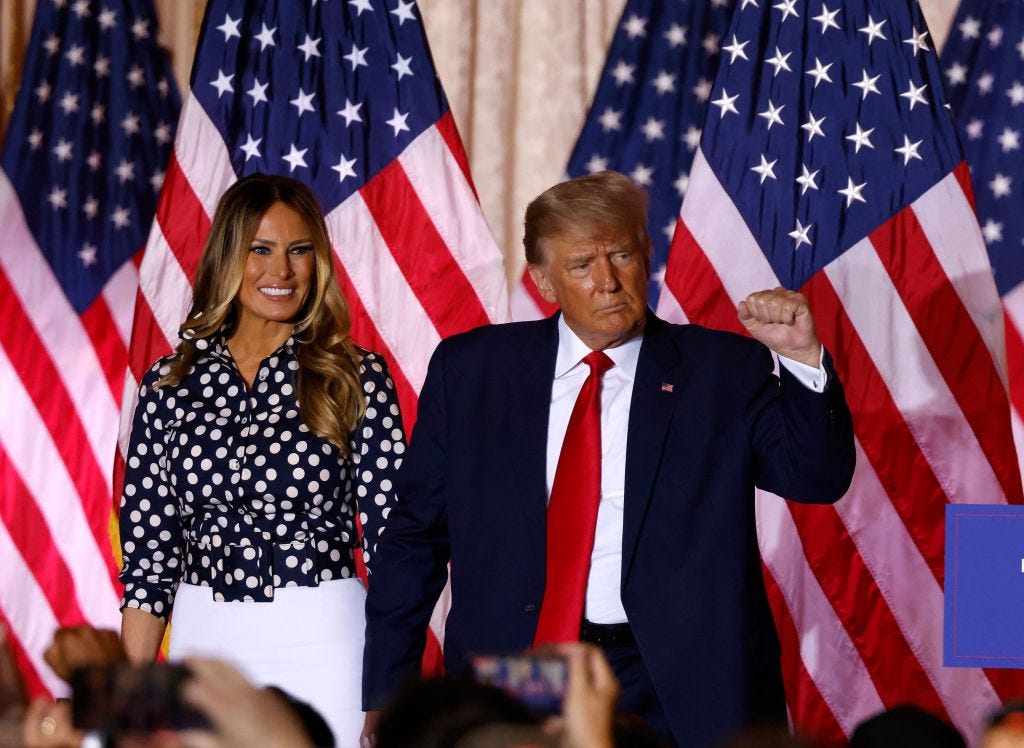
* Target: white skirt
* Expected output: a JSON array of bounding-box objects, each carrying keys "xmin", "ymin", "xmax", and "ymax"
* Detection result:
[{"xmin": 169, "ymin": 579, "xmax": 366, "ymax": 748}]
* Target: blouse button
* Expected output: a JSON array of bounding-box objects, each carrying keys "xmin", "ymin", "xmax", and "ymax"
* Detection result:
[{"xmin": 229, "ymin": 459, "xmax": 240, "ymax": 470}]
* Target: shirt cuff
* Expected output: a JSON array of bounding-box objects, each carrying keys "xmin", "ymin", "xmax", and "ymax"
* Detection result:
[
  {"xmin": 778, "ymin": 348, "xmax": 827, "ymax": 392},
  {"xmin": 120, "ymin": 579, "xmax": 176, "ymax": 623}
]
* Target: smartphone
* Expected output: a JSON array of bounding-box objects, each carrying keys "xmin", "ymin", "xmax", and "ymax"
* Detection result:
[
  {"xmin": 469, "ymin": 652, "xmax": 568, "ymax": 714},
  {"xmin": 70, "ymin": 663, "xmax": 210, "ymax": 734}
]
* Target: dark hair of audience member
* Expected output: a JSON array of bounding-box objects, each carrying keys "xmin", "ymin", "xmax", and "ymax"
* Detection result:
[
  {"xmin": 849, "ymin": 704, "xmax": 966, "ymax": 748},
  {"xmin": 266, "ymin": 686, "xmax": 335, "ymax": 747},
  {"xmin": 375, "ymin": 677, "xmax": 540, "ymax": 748},
  {"xmin": 715, "ymin": 725, "xmax": 816, "ymax": 748}
]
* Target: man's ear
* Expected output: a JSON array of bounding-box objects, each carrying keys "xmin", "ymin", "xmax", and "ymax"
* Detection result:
[{"xmin": 527, "ymin": 263, "xmax": 558, "ymax": 304}]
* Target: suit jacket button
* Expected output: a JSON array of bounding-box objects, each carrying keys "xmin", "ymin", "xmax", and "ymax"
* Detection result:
[{"xmin": 524, "ymin": 603, "xmax": 536, "ymax": 614}]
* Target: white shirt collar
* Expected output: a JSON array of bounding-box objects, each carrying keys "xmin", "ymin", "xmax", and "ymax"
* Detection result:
[{"xmin": 554, "ymin": 314, "xmax": 643, "ymax": 380}]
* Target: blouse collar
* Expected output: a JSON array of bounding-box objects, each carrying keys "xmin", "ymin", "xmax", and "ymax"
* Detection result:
[{"xmin": 191, "ymin": 327, "xmax": 297, "ymax": 363}]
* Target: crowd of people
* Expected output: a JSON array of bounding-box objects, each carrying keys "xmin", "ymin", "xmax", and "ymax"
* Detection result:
[{"xmin": 5, "ymin": 624, "xmax": 1024, "ymax": 747}]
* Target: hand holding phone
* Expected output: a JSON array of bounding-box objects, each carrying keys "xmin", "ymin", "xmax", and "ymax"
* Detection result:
[
  {"xmin": 177, "ymin": 658, "xmax": 315, "ymax": 748},
  {"xmin": 556, "ymin": 643, "xmax": 619, "ymax": 748},
  {"xmin": 70, "ymin": 663, "xmax": 209, "ymax": 735},
  {"xmin": 22, "ymin": 698, "xmax": 81, "ymax": 748},
  {"xmin": 44, "ymin": 626, "xmax": 125, "ymax": 683}
]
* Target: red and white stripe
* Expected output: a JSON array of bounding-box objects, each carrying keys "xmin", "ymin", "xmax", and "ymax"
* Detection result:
[
  {"xmin": 118, "ymin": 91, "xmax": 508, "ymax": 664},
  {"xmin": 0, "ymin": 168, "xmax": 129, "ymax": 697},
  {"xmin": 658, "ymin": 150, "xmax": 1024, "ymax": 745},
  {"xmin": 1001, "ymin": 282, "xmax": 1024, "ymax": 477}
]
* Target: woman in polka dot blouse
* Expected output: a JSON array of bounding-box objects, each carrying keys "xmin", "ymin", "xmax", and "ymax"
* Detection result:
[{"xmin": 117, "ymin": 174, "xmax": 405, "ymax": 746}]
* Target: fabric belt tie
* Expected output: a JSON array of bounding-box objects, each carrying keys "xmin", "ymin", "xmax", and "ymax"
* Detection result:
[
  {"xmin": 186, "ymin": 509, "xmax": 349, "ymax": 602},
  {"xmin": 533, "ymin": 350, "xmax": 613, "ymax": 645}
]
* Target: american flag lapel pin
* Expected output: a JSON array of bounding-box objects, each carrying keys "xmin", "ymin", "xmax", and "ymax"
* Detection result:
[{"xmin": 661, "ymin": 383, "xmax": 674, "ymax": 393}]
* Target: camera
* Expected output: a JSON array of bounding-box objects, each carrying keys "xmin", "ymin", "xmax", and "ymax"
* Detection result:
[{"xmin": 70, "ymin": 663, "xmax": 210, "ymax": 735}]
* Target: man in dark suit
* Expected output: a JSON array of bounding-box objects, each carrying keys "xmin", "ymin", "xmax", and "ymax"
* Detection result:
[{"xmin": 362, "ymin": 171, "xmax": 855, "ymax": 747}]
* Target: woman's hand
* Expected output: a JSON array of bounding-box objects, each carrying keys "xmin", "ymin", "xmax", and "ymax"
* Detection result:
[
  {"xmin": 120, "ymin": 609, "xmax": 167, "ymax": 664},
  {"xmin": 360, "ymin": 710, "xmax": 381, "ymax": 748}
]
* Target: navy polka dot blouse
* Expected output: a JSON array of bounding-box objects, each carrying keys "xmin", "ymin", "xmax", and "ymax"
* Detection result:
[{"xmin": 118, "ymin": 333, "xmax": 405, "ymax": 621}]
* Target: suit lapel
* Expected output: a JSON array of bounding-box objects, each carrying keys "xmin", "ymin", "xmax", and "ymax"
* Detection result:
[
  {"xmin": 622, "ymin": 314, "xmax": 686, "ymax": 584},
  {"xmin": 507, "ymin": 314, "xmax": 560, "ymax": 559}
]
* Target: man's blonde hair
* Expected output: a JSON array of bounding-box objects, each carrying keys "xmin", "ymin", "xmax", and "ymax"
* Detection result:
[{"xmin": 523, "ymin": 171, "xmax": 652, "ymax": 265}]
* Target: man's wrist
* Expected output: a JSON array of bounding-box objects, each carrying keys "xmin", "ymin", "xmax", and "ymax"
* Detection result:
[
  {"xmin": 776, "ymin": 343, "xmax": 822, "ymax": 369},
  {"xmin": 777, "ymin": 347, "xmax": 827, "ymax": 392}
]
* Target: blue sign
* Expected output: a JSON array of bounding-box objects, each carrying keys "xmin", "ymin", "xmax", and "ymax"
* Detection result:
[{"xmin": 945, "ymin": 504, "xmax": 1024, "ymax": 668}]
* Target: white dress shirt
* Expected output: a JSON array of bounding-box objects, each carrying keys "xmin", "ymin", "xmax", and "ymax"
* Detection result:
[{"xmin": 546, "ymin": 315, "xmax": 826, "ymax": 624}]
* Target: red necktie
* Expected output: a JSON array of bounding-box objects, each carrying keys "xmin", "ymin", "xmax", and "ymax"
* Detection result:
[{"xmin": 533, "ymin": 350, "xmax": 614, "ymax": 645}]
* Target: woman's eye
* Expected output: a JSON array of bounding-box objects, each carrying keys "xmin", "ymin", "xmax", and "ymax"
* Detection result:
[
  {"xmin": 290, "ymin": 245, "xmax": 313, "ymax": 254},
  {"xmin": 250, "ymin": 245, "xmax": 271, "ymax": 254}
]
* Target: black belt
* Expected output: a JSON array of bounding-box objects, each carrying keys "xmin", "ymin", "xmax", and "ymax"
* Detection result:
[{"xmin": 580, "ymin": 619, "xmax": 635, "ymax": 647}]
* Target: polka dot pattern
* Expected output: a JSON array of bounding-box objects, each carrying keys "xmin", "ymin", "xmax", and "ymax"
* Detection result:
[{"xmin": 118, "ymin": 335, "xmax": 405, "ymax": 621}]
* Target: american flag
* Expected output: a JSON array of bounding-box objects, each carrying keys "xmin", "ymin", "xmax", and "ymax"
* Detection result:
[
  {"xmin": 0, "ymin": 0, "xmax": 179, "ymax": 697},
  {"xmin": 941, "ymin": 0, "xmax": 1024, "ymax": 476},
  {"xmin": 118, "ymin": 0, "xmax": 507, "ymax": 671},
  {"xmin": 656, "ymin": 0, "xmax": 1024, "ymax": 743},
  {"xmin": 510, "ymin": 0, "xmax": 736, "ymax": 321}
]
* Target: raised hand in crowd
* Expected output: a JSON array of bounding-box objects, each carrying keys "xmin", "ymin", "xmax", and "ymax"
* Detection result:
[
  {"xmin": 43, "ymin": 626, "xmax": 127, "ymax": 682},
  {"xmin": 21, "ymin": 698, "xmax": 82, "ymax": 748},
  {"xmin": 543, "ymin": 643, "xmax": 619, "ymax": 748},
  {"xmin": 177, "ymin": 658, "xmax": 315, "ymax": 748},
  {"xmin": 21, "ymin": 626, "xmax": 125, "ymax": 748}
]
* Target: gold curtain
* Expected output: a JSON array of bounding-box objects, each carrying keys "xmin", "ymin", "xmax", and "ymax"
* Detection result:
[
  {"xmin": 0, "ymin": 0, "xmax": 30, "ymax": 140},
  {"xmin": 0, "ymin": 0, "xmax": 959, "ymax": 279},
  {"xmin": 419, "ymin": 0, "xmax": 625, "ymax": 277}
]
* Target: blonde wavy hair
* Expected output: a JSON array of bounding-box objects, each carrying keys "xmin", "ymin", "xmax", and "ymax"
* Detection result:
[{"xmin": 157, "ymin": 173, "xmax": 365, "ymax": 451}]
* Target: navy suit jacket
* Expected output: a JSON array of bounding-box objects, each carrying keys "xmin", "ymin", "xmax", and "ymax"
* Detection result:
[{"xmin": 363, "ymin": 312, "xmax": 855, "ymax": 746}]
